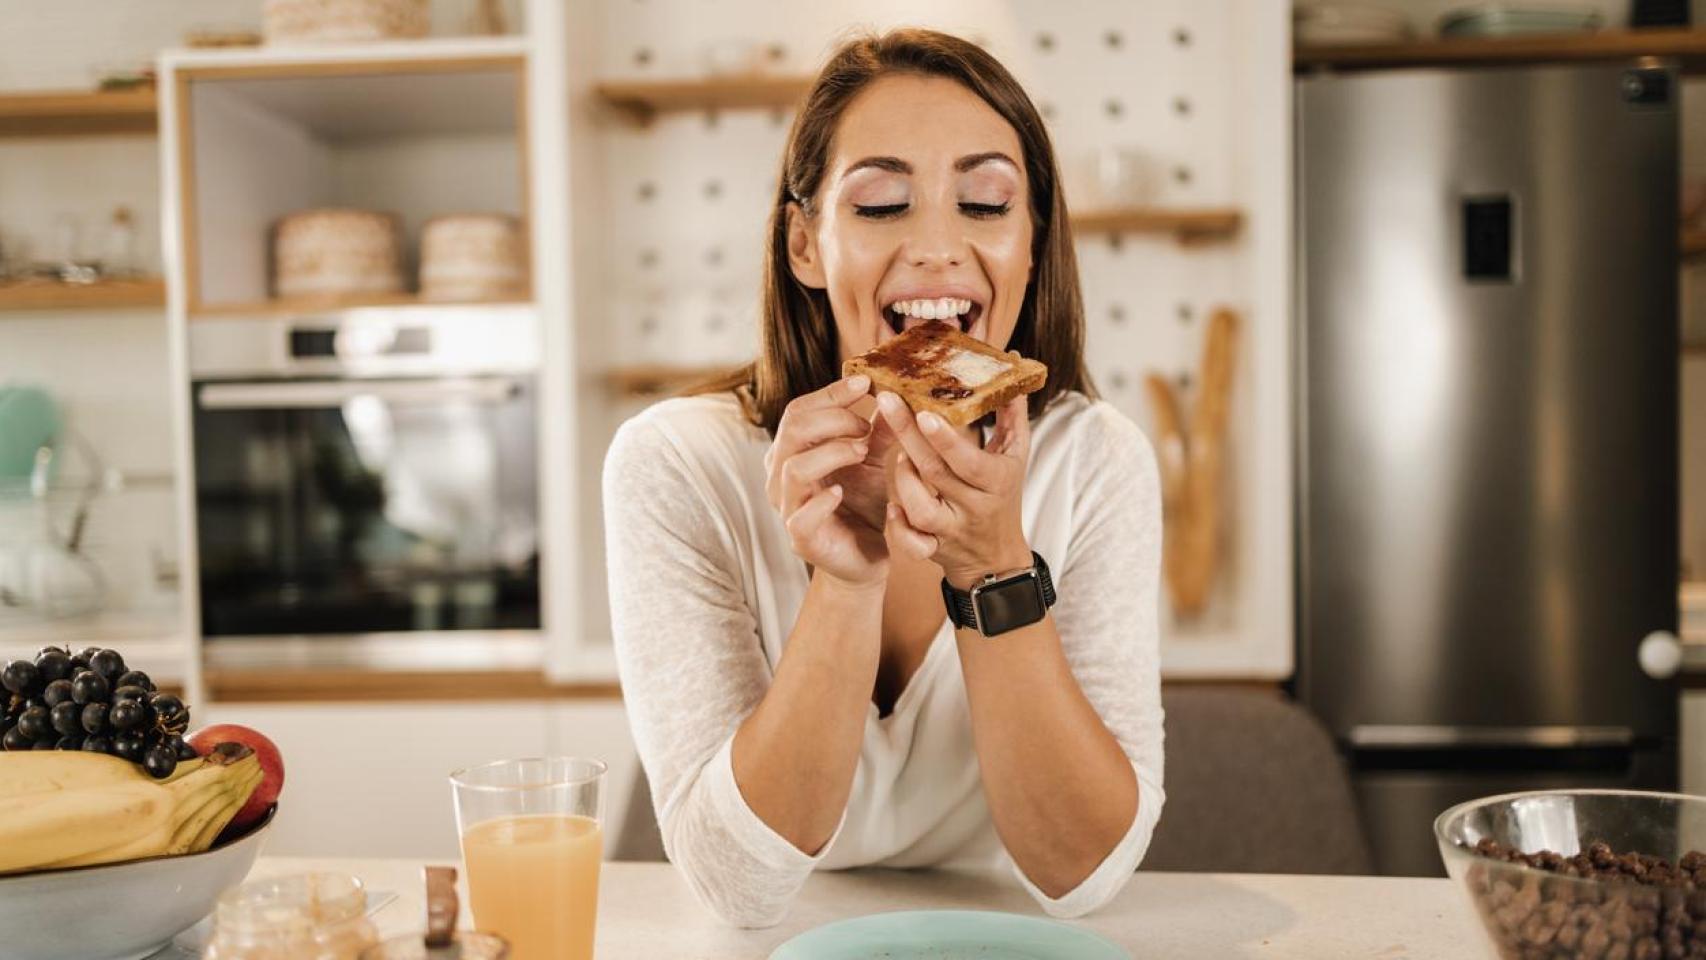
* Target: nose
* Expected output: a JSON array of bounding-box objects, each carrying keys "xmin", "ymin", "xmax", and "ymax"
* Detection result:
[{"xmin": 904, "ymin": 203, "xmax": 967, "ymax": 270}]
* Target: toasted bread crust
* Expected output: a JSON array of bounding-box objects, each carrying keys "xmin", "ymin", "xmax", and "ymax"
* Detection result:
[{"xmin": 842, "ymin": 321, "xmax": 1049, "ymax": 426}]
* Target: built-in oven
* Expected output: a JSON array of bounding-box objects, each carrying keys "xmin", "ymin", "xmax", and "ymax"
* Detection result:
[{"xmin": 188, "ymin": 306, "xmax": 541, "ymax": 661}]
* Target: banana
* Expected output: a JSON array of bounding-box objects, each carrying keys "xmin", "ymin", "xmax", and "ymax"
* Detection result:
[
  {"xmin": 0, "ymin": 750, "xmax": 157, "ymax": 800},
  {"xmin": 44, "ymin": 770, "xmax": 233, "ymax": 868},
  {"xmin": 0, "ymin": 750, "xmax": 207, "ymax": 801},
  {"xmin": 0, "ymin": 780, "xmax": 170, "ymax": 871},
  {"xmin": 0, "ymin": 742, "xmax": 262, "ymax": 875},
  {"xmin": 186, "ymin": 763, "xmax": 264, "ymax": 853}
]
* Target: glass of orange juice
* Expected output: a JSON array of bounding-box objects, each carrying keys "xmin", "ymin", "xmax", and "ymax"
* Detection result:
[{"xmin": 450, "ymin": 758, "xmax": 607, "ymax": 960}]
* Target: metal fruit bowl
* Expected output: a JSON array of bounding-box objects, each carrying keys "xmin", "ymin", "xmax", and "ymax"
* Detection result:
[
  {"xmin": 1436, "ymin": 790, "xmax": 1706, "ymax": 960},
  {"xmin": 0, "ymin": 806, "xmax": 275, "ymax": 960}
]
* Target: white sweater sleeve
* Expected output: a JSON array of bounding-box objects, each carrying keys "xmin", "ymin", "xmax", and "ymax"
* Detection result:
[
  {"xmin": 1010, "ymin": 403, "xmax": 1168, "ymax": 919},
  {"xmin": 602, "ymin": 415, "xmax": 838, "ymax": 928}
]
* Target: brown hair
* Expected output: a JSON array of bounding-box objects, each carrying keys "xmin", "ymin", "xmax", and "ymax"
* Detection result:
[{"xmin": 698, "ymin": 27, "xmax": 1093, "ymax": 434}]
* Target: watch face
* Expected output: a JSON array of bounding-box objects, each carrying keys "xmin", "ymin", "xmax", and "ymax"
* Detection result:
[{"xmin": 974, "ymin": 574, "xmax": 1046, "ymax": 635}]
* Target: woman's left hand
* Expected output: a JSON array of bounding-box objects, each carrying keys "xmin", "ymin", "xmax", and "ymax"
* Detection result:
[{"xmin": 876, "ymin": 390, "xmax": 1034, "ymax": 589}]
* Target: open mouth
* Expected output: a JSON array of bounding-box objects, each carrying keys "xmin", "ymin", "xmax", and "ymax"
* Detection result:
[{"xmin": 882, "ymin": 297, "xmax": 985, "ymax": 336}]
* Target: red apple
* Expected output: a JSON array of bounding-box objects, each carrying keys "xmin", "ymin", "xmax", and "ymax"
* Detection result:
[{"xmin": 187, "ymin": 723, "xmax": 284, "ymax": 832}]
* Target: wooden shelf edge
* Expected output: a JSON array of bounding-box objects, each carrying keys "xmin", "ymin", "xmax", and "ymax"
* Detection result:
[
  {"xmin": 1683, "ymin": 230, "xmax": 1706, "ymax": 259},
  {"xmin": 0, "ymin": 278, "xmax": 166, "ymax": 311},
  {"xmin": 594, "ymin": 74, "xmax": 812, "ymax": 122},
  {"xmin": 1296, "ymin": 27, "xmax": 1706, "ymax": 74},
  {"xmin": 1071, "ymin": 208, "xmax": 1244, "ymax": 244},
  {"xmin": 204, "ymin": 667, "xmax": 621, "ymax": 703},
  {"xmin": 189, "ymin": 292, "xmax": 533, "ymax": 319},
  {"xmin": 0, "ymin": 88, "xmax": 158, "ymax": 138}
]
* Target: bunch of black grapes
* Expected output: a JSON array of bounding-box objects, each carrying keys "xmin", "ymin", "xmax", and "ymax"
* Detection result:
[{"xmin": 0, "ymin": 647, "xmax": 194, "ymax": 779}]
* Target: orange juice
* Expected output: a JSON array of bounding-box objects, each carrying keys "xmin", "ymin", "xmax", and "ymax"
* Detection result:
[{"xmin": 461, "ymin": 813, "xmax": 603, "ymax": 960}]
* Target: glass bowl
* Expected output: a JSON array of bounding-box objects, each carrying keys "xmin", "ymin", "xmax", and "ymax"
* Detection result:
[{"xmin": 1435, "ymin": 789, "xmax": 1706, "ymax": 960}]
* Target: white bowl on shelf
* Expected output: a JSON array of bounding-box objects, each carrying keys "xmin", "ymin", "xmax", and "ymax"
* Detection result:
[
  {"xmin": 1295, "ymin": 2, "xmax": 1413, "ymax": 44},
  {"xmin": 0, "ymin": 808, "xmax": 275, "ymax": 960}
]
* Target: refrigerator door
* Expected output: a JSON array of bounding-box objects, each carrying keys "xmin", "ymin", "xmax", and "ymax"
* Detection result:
[
  {"xmin": 1296, "ymin": 65, "xmax": 1679, "ymax": 742},
  {"xmin": 1355, "ymin": 745, "xmax": 1676, "ymax": 876}
]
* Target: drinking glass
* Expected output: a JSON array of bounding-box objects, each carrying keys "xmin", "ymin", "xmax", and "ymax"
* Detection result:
[{"xmin": 449, "ymin": 758, "xmax": 607, "ymax": 960}]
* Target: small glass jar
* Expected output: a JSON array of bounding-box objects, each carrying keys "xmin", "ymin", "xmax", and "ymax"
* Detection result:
[{"xmin": 203, "ymin": 873, "xmax": 381, "ymax": 960}]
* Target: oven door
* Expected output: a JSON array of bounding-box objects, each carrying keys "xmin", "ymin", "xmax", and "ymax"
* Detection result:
[{"xmin": 192, "ymin": 375, "xmax": 539, "ymax": 638}]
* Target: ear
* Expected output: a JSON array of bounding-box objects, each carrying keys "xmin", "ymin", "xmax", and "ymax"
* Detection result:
[{"xmin": 786, "ymin": 201, "xmax": 827, "ymax": 290}]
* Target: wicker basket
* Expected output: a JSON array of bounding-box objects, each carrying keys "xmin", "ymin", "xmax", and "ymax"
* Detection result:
[
  {"xmin": 273, "ymin": 208, "xmax": 404, "ymax": 300},
  {"xmin": 418, "ymin": 214, "xmax": 527, "ymax": 302},
  {"xmin": 263, "ymin": 0, "xmax": 429, "ymax": 44}
]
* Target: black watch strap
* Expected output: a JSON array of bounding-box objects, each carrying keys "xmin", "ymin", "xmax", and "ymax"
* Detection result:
[
  {"xmin": 941, "ymin": 552, "xmax": 1056, "ymax": 632},
  {"xmin": 943, "ymin": 579, "xmax": 978, "ymax": 629}
]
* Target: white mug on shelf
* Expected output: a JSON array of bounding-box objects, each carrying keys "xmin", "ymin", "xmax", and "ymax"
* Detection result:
[{"xmin": 1088, "ymin": 145, "xmax": 1159, "ymax": 209}]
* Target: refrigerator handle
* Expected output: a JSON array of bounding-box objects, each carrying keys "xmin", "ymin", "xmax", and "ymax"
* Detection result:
[{"xmin": 1347, "ymin": 725, "xmax": 1634, "ymax": 750}]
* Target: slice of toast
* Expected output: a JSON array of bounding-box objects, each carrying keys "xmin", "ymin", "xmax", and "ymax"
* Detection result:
[{"xmin": 842, "ymin": 320, "xmax": 1048, "ymax": 427}]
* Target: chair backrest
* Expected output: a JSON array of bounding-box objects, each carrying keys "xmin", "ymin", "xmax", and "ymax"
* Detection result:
[
  {"xmin": 610, "ymin": 762, "xmax": 667, "ymax": 862},
  {"xmin": 1140, "ymin": 686, "xmax": 1372, "ymax": 875},
  {"xmin": 609, "ymin": 687, "xmax": 1374, "ymax": 874}
]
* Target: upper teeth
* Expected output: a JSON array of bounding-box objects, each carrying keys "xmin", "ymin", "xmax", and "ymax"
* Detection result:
[{"xmin": 891, "ymin": 298, "xmax": 972, "ymax": 321}]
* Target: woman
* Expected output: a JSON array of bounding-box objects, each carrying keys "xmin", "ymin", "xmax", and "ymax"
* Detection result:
[{"xmin": 604, "ymin": 28, "xmax": 1163, "ymax": 927}]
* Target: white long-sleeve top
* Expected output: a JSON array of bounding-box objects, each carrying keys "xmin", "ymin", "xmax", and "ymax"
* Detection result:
[{"xmin": 603, "ymin": 389, "xmax": 1165, "ymax": 928}]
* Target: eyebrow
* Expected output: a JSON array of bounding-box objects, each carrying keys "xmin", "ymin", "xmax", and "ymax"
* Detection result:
[
  {"xmin": 954, "ymin": 151, "xmax": 1019, "ymax": 173},
  {"xmin": 842, "ymin": 151, "xmax": 1020, "ymax": 177}
]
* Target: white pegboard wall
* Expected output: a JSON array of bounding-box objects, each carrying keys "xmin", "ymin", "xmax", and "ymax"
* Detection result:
[
  {"xmin": 592, "ymin": 0, "xmax": 1247, "ymax": 426},
  {"xmin": 572, "ymin": 0, "xmax": 1289, "ymax": 670}
]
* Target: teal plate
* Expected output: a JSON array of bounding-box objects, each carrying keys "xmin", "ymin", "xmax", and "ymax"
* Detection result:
[{"xmin": 768, "ymin": 910, "xmax": 1131, "ymax": 960}]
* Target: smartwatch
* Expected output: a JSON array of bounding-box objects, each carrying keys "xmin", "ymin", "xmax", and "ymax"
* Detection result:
[{"xmin": 941, "ymin": 552, "xmax": 1057, "ymax": 638}]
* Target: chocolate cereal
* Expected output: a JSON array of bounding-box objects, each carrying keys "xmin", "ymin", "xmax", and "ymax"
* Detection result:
[{"xmin": 1463, "ymin": 839, "xmax": 1706, "ymax": 960}]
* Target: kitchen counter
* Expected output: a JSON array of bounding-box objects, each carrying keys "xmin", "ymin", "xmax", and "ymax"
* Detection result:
[{"xmin": 240, "ymin": 857, "xmax": 1492, "ymax": 959}]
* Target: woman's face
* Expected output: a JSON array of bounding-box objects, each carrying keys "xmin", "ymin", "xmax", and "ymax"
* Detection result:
[{"xmin": 788, "ymin": 73, "xmax": 1034, "ymax": 362}]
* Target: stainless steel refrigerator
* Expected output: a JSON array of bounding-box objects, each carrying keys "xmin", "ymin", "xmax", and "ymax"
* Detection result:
[{"xmin": 1295, "ymin": 63, "xmax": 1681, "ymax": 876}]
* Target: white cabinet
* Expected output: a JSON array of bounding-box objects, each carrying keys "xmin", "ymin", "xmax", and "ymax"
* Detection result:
[
  {"xmin": 207, "ymin": 701, "xmax": 550, "ymax": 860},
  {"xmin": 549, "ymin": 700, "xmax": 643, "ymax": 850},
  {"xmin": 206, "ymin": 698, "xmax": 640, "ymax": 860}
]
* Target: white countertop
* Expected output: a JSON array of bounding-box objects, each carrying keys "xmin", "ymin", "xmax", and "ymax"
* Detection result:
[{"xmin": 241, "ymin": 857, "xmax": 1494, "ymax": 959}]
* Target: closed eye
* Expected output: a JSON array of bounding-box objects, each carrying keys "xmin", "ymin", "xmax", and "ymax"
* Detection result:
[
  {"xmin": 854, "ymin": 203, "xmax": 909, "ymax": 220},
  {"xmin": 960, "ymin": 202, "xmax": 1011, "ymax": 219}
]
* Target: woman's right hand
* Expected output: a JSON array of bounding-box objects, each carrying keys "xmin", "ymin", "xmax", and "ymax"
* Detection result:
[{"xmin": 764, "ymin": 374, "xmax": 888, "ymax": 588}]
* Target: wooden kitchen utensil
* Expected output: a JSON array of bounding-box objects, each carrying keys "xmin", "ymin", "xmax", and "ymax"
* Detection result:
[{"xmin": 1145, "ymin": 307, "xmax": 1238, "ymax": 619}]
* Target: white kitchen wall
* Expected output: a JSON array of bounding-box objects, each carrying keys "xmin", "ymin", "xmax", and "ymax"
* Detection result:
[{"xmin": 0, "ymin": 311, "xmax": 180, "ymax": 628}]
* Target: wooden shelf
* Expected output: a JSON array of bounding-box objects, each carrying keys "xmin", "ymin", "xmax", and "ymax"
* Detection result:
[
  {"xmin": 1685, "ymin": 230, "xmax": 1706, "ymax": 259},
  {"xmin": 0, "ymin": 278, "xmax": 165, "ymax": 311},
  {"xmin": 0, "ymin": 88, "xmax": 157, "ymax": 138},
  {"xmin": 1296, "ymin": 28, "xmax": 1706, "ymax": 74},
  {"xmin": 204, "ymin": 668, "xmax": 620, "ymax": 703},
  {"xmin": 1071, "ymin": 208, "xmax": 1243, "ymax": 245},
  {"xmin": 595, "ymin": 74, "xmax": 811, "ymax": 123},
  {"xmin": 604, "ymin": 364, "xmax": 737, "ymax": 396},
  {"xmin": 190, "ymin": 291, "xmax": 531, "ymax": 319}
]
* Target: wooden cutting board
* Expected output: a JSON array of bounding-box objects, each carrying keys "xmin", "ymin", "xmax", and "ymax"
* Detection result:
[{"xmin": 1145, "ymin": 307, "xmax": 1238, "ymax": 619}]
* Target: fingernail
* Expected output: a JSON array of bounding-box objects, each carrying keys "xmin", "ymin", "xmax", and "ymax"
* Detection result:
[
  {"xmin": 847, "ymin": 374, "xmax": 870, "ymax": 392},
  {"xmin": 919, "ymin": 412, "xmax": 944, "ymax": 433},
  {"xmin": 886, "ymin": 503, "xmax": 898, "ymax": 520},
  {"xmin": 853, "ymin": 441, "xmax": 868, "ymax": 455},
  {"xmin": 830, "ymin": 484, "xmax": 843, "ymax": 497},
  {"xmin": 878, "ymin": 392, "xmax": 903, "ymax": 413}
]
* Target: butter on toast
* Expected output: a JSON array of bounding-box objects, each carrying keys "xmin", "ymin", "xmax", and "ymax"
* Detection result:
[{"xmin": 842, "ymin": 320, "xmax": 1048, "ymax": 427}]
